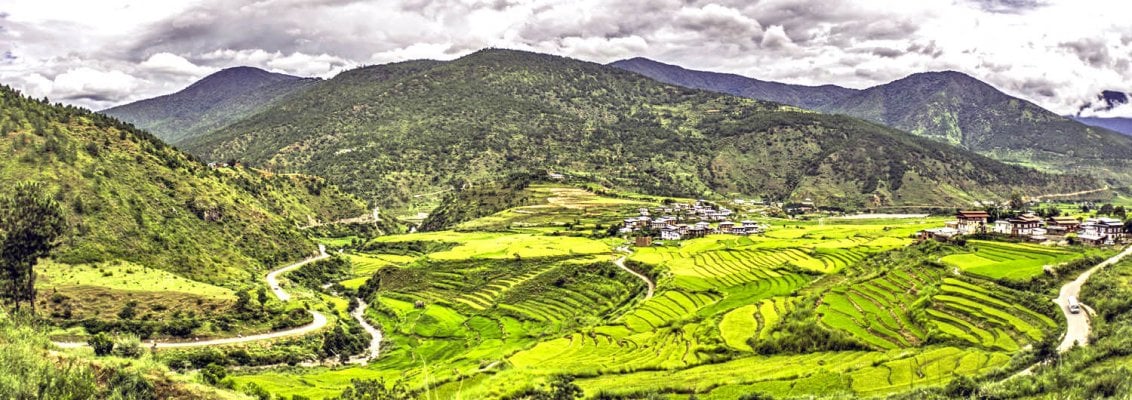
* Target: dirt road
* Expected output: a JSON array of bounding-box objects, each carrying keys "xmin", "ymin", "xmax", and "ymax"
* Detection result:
[
  {"xmin": 614, "ymin": 255, "xmax": 654, "ymax": 300},
  {"xmin": 1056, "ymin": 244, "xmax": 1132, "ymax": 351}
]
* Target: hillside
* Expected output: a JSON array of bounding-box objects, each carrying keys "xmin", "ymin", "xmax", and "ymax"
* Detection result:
[
  {"xmin": 813, "ymin": 71, "xmax": 1132, "ymax": 181},
  {"xmin": 102, "ymin": 67, "xmax": 318, "ymax": 145},
  {"xmin": 178, "ymin": 49, "xmax": 1096, "ymax": 209},
  {"xmin": 0, "ymin": 84, "xmax": 366, "ymax": 286},
  {"xmin": 610, "ymin": 57, "xmax": 858, "ymax": 110}
]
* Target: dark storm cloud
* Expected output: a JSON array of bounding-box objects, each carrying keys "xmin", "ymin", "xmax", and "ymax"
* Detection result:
[
  {"xmin": 1059, "ymin": 38, "xmax": 1112, "ymax": 68},
  {"xmin": 968, "ymin": 0, "xmax": 1047, "ymax": 13}
]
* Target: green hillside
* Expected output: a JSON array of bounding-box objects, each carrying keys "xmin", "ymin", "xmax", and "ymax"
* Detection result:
[
  {"xmin": 102, "ymin": 67, "xmax": 319, "ymax": 145},
  {"xmin": 0, "ymin": 84, "xmax": 366, "ymax": 286},
  {"xmin": 182, "ymin": 49, "xmax": 1096, "ymax": 210},
  {"xmin": 816, "ymin": 71, "xmax": 1132, "ymax": 182}
]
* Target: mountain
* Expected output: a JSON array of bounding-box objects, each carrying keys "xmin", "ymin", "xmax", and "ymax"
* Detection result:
[
  {"xmin": 814, "ymin": 71, "xmax": 1132, "ymax": 182},
  {"xmin": 1072, "ymin": 116, "xmax": 1132, "ymax": 136},
  {"xmin": 609, "ymin": 57, "xmax": 858, "ymax": 110},
  {"xmin": 102, "ymin": 67, "xmax": 319, "ymax": 145},
  {"xmin": 612, "ymin": 60, "xmax": 1132, "ymax": 183},
  {"xmin": 0, "ymin": 84, "xmax": 367, "ymax": 285},
  {"xmin": 172, "ymin": 49, "xmax": 1096, "ymax": 209}
]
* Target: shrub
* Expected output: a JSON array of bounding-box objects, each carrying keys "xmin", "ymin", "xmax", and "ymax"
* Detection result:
[
  {"xmin": 89, "ymin": 332, "xmax": 114, "ymax": 356},
  {"xmin": 113, "ymin": 336, "xmax": 145, "ymax": 359},
  {"xmin": 201, "ymin": 363, "xmax": 227, "ymax": 385}
]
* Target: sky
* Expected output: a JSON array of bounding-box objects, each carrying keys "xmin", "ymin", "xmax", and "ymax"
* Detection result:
[{"xmin": 1, "ymin": 0, "xmax": 1130, "ymax": 116}]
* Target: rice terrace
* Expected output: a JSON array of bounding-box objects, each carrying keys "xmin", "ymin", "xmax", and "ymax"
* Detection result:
[
  {"xmin": 200, "ymin": 183, "xmax": 1119, "ymax": 399},
  {"xmin": 6, "ymin": 5, "xmax": 1132, "ymax": 398}
]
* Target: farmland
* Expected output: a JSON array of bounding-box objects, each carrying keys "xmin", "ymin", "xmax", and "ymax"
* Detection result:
[
  {"xmin": 940, "ymin": 240, "xmax": 1108, "ymax": 281},
  {"xmin": 227, "ymin": 185, "xmax": 1083, "ymax": 399}
]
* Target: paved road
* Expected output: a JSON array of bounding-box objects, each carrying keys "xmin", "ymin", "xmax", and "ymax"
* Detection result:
[
  {"xmin": 347, "ymin": 297, "xmax": 382, "ymax": 365},
  {"xmin": 55, "ymin": 246, "xmax": 330, "ymax": 349},
  {"xmin": 1056, "ymin": 244, "xmax": 1132, "ymax": 352},
  {"xmin": 614, "ymin": 255, "xmax": 655, "ymax": 300}
]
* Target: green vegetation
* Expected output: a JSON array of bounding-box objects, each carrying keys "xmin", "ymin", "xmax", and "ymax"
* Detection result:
[
  {"xmin": 1, "ymin": 181, "xmax": 66, "ymax": 313},
  {"xmin": 941, "ymin": 240, "xmax": 1106, "ymax": 281},
  {"xmin": 185, "ymin": 49, "xmax": 1096, "ymax": 211},
  {"xmin": 0, "ymin": 84, "xmax": 370, "ymax": 339}
]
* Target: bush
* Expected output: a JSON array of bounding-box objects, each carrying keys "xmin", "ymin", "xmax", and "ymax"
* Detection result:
[
  {"xmin": 89, "ymin": 332, "xmax": 114, "ymax": 356},
  {"xmin": 113, "ymin": 336, "xmax": 145, "ymax": 359},
  {"xmin": 106, "ymin": 369, "xmax": 156, "ymax": 400},
  {"xmin": 201, "ymin": 363, "xmax": 227, "ymax": 385}
]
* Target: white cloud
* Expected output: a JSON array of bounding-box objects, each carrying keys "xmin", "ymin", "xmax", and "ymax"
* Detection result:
[
  {"xmin": 0, "ymin": 0, "xmax": 1128, "ymax": 116},
  {"xmin": 140, "ymin": 52, "xmax": 214, "ymax": 76}
]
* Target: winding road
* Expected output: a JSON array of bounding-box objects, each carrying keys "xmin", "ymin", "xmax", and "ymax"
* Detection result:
[
  {"xmin": 1055, "ymin": 244, "xmax": 1132, "ymax": 352},
  {"xmin": 55, "ymin": 246, "xmax": 332, "ymax": 349},
  {"xmin": 614, "ymin": 254, "xmax": 654, "ymax": 300}
]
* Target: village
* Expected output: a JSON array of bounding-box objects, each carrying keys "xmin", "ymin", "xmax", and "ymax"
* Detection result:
[
  {"xmin": 919, "ymin": 210, "xmax": 1127, "ymax": 246},
  {"xmin": 618, "ymin": 200, "xmax": 768, "ymax": 244}
]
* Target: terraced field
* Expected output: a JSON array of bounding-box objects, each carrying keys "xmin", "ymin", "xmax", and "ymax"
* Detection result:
[
  {"xmin": 820, "ymin": 265, "xmax": 1057, "ymax": 352},
  {"xmin": 819, "ymin": 266, "xmax": 940, "ymax": 349},
  {"xmin": 719, "ymin": 297, "xmax": 796, "ymax": 351},
  {"xmin": 940, "ymin": 240, "xmax": 1101, "ymax": 280},
  {"xmin": 231, "ymin": 198, "xmax": 1060, "ymax": 399}
]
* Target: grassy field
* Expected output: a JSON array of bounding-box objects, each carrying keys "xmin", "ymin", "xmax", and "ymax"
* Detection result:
[
  {"xmin": 227, "ymin": 188, "xmax": 1074, "ymax": 399},
  {"xmin": 941, "ymin": 240, "xmax": 1108, "ymax": 280}
]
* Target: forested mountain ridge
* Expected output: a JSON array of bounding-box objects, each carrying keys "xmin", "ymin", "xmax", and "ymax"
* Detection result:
[
  {"xmin": 609, "ymin": 57, "xmax": 859, "ymax": 110},
  {"xmin": 102, "ymin": 66, "xmax": 319, "ymax": 145},
  {"xmin": 0, "ymin": 84, "xmax": 366, "ymax": 286},
  {"xmin": 175, "ymin": 49, "xmax": 1097, "ymax": 209}
]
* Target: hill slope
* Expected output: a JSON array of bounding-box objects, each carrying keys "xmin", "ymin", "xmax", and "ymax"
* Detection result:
[
  {"xmin": 813, "ymin": 71, "xmax": 1132, "ymax": 181},
  {"xmin": 0, "ymin": 84, "xmax": 366, "ymax": 286},
  {"xmin": 610, "ymin": 57, "xmax": 858, "ymax": 110},
  {"xmin": 102, "ymin": 67, "xmax": 318, "ymax": 145},
  {"xmin": 177, "ymin": 49, "xmax": 1095, "ymax": 209}
]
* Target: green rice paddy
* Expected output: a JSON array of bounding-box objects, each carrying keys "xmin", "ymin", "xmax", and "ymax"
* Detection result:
[{"xmin": 229, "ymin": 186, "xmax": 1076, "ymax": 399}]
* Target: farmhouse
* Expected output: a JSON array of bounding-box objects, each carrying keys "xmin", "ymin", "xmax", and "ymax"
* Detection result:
[
  {"xmin": 1045, "ymin": 216, "xmax": 1081, "ymax": 235},
  {"xmin": 992, "ymin": 214, "xmax": 1042, "ymax": 237},
  {"xmin": 918, "ymin": 227, "xmax": 959, "ymax": 241},
  {"xmin": 955, "ymin": 211, "xmax": 990, "ymax": 234},
  {"xmin": 1080, "ymin": 217, "xmax": 1124, "ymax": 245},
  {"xmin": 660, "ymin": 227, "xmax": 683, "ymax": 241}
]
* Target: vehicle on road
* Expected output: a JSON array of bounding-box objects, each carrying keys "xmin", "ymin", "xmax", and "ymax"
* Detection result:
[{"xmin": 1068, "ymin": 296, "xmax": 1081, "ymax": 314}]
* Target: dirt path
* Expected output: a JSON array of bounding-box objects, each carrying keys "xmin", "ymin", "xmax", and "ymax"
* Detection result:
[
  {"xmin": 55, "ymin": 246, "xmax": 331, "ymax": 349},
  {"xmin": 1027, "ymin": 186, "xmax": 1110, "ymax": 202},
  {"xmin": 614, "ymin": 253, "xmax": 654, "ymax": 300},
  {"xmin": 347, "ymin": 297, "xmax": 382, "ymax": 365},
  {"xmin": 1056, "ymin": 244, "xmax": 1132, "ymax": 351}
]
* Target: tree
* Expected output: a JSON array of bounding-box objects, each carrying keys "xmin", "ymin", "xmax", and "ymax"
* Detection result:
[
  {"xmin": 201, "ymin": 363, "xmax": 227, "ymax": 385},
  {"xmin": 1100, "ymin": 203, "xmax": 1115, "ymax": 216},
  {"xmin": 1008, "ymin": 191, "xmax": 1025, "ymax": 211},
  {"xmin": 335, "ymin": 379, "xmax": 411, "ymax": 400},
  {"xmin": 257, "ymin": 287, "xmax": 269, "ymax": 309},
  {"xmin": 235, "ymin": 289, "xmax": 251, "ymax": 313},
  {"xmin": 0, "ymin": 181, "xmax": 66, "ymax": 313}
]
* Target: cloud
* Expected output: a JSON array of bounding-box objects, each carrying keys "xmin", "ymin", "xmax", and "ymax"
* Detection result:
[
  {"xmin": 140, "ymin": 52, "xmax": 214, "ymax": 76},
  {"xmin": 0, "ymin": 0, "xmax": 1128, "ymax": 117},
  {"xmin": 1059, "ymin": 38, "xmax": 1112, "ymax": 68},
  {"xmin": 967, "ymin": 0, "xmax": 1047, "ymax": 13}
]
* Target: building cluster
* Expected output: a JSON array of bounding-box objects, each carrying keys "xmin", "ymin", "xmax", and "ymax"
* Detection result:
[
  {"xmin": 919, "ymin": 210, "xmax": 1126, "ymax": 245},
  {"xmin": 620, "ymin": 200, "xmax": 765, "ymax": 242}
]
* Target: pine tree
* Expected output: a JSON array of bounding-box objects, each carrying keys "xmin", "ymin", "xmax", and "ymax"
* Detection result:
[{"xmin": 0, "ymin": 181, "xmax": 67, "ymax": 313}]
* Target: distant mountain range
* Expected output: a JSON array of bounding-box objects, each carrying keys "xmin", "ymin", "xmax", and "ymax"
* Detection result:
[
  {"xmin": 612, "ymin": 58, "xmax": 1132, "ymax": 184},
  {"xmin": 608, "ymin": 58, "xmax": 858, "ymax": 109},
  {"xmin": 102, "ymin": 67, "xmax": 319, "ymax": 145},
  {"xmin": 99, "ymin": 49, "xmax": 1098, "ymax": 209},
  {"xmin": 1071, "ymin": 116, "xmax": 1132, "ymax": 136}
]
